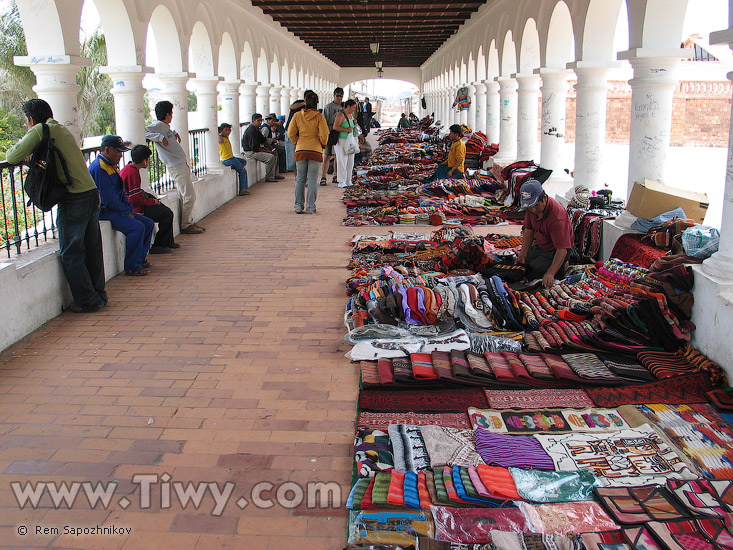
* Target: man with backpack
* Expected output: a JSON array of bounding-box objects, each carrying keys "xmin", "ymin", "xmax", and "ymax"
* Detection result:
[{"xmin": 6, "ymin": 99, "xmax": 107, "ymax": 313}]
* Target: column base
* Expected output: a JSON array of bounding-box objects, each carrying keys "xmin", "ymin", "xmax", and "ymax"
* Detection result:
[{"xmin": 701, "ymin": 252, "xmax": 733, "ymax": 281}]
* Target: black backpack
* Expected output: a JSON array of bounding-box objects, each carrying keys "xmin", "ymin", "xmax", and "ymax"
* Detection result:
[{"xmin": 24, "ymin": 123, "xmax": 72, "ymax": 211}]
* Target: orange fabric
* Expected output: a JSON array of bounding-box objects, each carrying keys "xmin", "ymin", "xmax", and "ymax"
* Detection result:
[{"xmin": 476, "ymin": 465, "xmax": 521, "ymax": 500}]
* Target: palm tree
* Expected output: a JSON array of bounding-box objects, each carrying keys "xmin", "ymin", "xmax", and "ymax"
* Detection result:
[
  {"xmin": 0, "ymin": 1, "xmax": 35, "ymax": 119},
  {"xmin": 77, "ymin": 29, "xmax": 115, "ymax": 138}
]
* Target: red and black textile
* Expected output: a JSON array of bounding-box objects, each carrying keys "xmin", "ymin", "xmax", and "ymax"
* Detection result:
[
  {"xmin": 440, "ymin": 237, "xmax": 491, "ymax": 273},
  {"xmin": 610, "ymin": 233, "xmax": 667, "ymax": 268},
  {"xmin": 359, "ymin": 387, "xmax": 488, "ymax": 412},
  {"xmin": 584, "ymin": 371, "xmax": 713, "ymax": 407}
]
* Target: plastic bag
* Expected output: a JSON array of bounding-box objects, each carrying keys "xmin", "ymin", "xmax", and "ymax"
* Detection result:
[
  {"xmin": 517, "ymin": 501, "xmax": 619, "ymax": 535},
  {"xmin": 346, "ymin": 132, "xmax": 360, "ymax": 155},
  {"xmin": 431, "ymin": 506, "xmax": 528, "ymax": 543},
  {"xmin": 681, "ymin": 225, "xmax": 720, "ymax": 259},
  {"xmin": 348, "ymin": 510, "xmax": 433, "ymax": 545}
]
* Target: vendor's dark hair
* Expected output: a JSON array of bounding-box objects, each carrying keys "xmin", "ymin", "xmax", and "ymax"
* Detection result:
[
  {"xmin": 333, "ymin": 86, "xmax": 344, "ymax": 95},
  {"xmin": 343, "ymin": 99, "xmax": 356, "ymax": 109},
  {"xmin": 131, "ymin": 145, "xmax": 152, "ymax": 164},
  {"xmin": 22, "ymin": 99, "xmax": 53, "ymax": 123},
  {"xmin": 449, "ymin": 124, "xmax": 462, "ymax": 136},
  {"xmin": 305, "ymin": 93, "xmax": 318, "ymax": 109},
  {"xmin": 252, "ymin": 112, "xmax": 262, "ymax": 121},
  {"xmin": 304, "ymin": 89, "xmax": 315, "ymax": 101},
  {"xmin": 155, "ymin": 101, "xmax": 173, "ymax": 121}
]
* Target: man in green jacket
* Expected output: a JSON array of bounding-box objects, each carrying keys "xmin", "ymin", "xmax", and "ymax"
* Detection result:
[{"xmin": 6, "ymin": 99, "xmax": 107, "ymax": 313}]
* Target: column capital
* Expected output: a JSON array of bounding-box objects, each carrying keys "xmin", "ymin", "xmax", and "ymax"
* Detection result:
[
  {"xmin": 472, "ymin": 82, "xmax": 486, "ymax": 93},
  {"xmin": 100, "ymin": 65, "xmax": 153, "ymax": 77},
  {"xmin": 467, "ymin": 83, "xmax": 476, "ymax": 92},
  {"xmin": 239, "ymin": 82, "xmax": 259, "ymax": 93},
  {"xmin": 710, "ymin": 27, "xmax": 733, "ymax": 47},
  {"xmin": 512, "ymin": 73, "xmax": 541, "ymax": 86},
  {"xmin": 193, "ymin": 77, "xmax": 222, "ymax": 92},
  {"xmin": 484, "ymin": 79, "xmax": 500, "ymax": 92},
  {"xmin": 218, "ymin": 80, "xmax": 241, "ymax": 94},
  {"xmin": 567, "ymin": 60, "xmax": 623, "ymax": 72},
  {"xmin": 14, "ymin": 54, "xmax": 90, "ymax": 68},
  {"xmin": 617, "ymin": 47, "xmax": 693, "ymax": 61}
]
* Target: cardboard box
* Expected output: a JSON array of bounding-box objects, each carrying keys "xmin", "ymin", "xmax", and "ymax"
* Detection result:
[{"xmin": 626, "ymin": 179, "xmax": 709, "ymax": 223}]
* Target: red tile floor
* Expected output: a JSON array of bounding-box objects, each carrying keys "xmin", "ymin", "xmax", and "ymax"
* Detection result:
[{"xmin": 0, "ymin": 173, "xmax": 365, "ymax": 549}]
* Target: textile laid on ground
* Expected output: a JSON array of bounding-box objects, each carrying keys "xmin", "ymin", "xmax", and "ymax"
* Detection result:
[
  {"xmin": 534, "ymin": 425, "xmax": 697, "ymax": 486},
  {"xmin": 358, "ymin": 387, "xmax": 489, "ymax": 412},
  {"xmin": 585, "ymin": 372, "xmax": 713, "ymax": 407},
  {"xmin": 357, "ymin": 411, "xmax": 471, "ymax": 429},
  {"xmin": 468, "ymin": 406, "xmax": 630, "ymax": 434},
  {"xmin": 484, "ymin": 388, "xmax": 595, "ymax": 409}
]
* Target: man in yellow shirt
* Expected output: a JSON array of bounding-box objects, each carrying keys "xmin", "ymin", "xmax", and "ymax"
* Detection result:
[
  {"xmin": 218, "ymin": 123, "xmax": 249, "ymax": 195},
  {"xmin": 423, "ymin": 124, "xmax": 466, "ymax": 183}
]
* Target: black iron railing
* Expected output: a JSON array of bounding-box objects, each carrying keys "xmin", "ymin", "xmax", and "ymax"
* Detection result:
[{"xmin": 1, "ymin": 128, "xmax": 211, "ymax": 257}]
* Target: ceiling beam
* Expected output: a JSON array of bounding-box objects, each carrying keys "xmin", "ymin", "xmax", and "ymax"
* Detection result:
[{"xmin": 252, "ymin": 1, "xmax": 484, "ymax": 7}]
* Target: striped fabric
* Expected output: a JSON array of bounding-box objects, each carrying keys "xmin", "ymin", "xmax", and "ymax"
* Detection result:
[
  {"xmin": 410, "ymin": 352, "xmax": 439, "ymax": 379},
  {"xmin": 387, "ymin": 470, "xmax": 406, "ymax": 507},
  {"xmin": 403, "ymin": 471, "xmax": 421, "ymax": 509}
]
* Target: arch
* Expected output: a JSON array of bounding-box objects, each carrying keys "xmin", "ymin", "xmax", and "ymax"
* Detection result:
[
  {"xmin": 281, "ymin": 58, "xmax": 290, "ymax": 87},
  {"xmin": 298, "ymin": 68, "xmax": 304, "ymax": 88},
  {"xmin": 339, "ymin": 67, "xmax": 422, "ymax": 88},
  {"xmin": 270, "ymin": 52, "xmax": 281, "ymax": 85},
  {"xmin": 218, "ymin": 32, "xmax": 238, "ymax": 81},
  {"xmin": 290, "ymin": 65, "xmax": 298, "ymax": 88},
  {"xmin": 581, "ymin": 0, "xmax": 625, "ymax": 62},
  {"xmin": 500, "ymin": 31, "xmax": 517, "ymax": 76},
  {"xmin": 519, "ymin": 18, "xmax": 541, "ymax": 73},
  {"xmin": 189, "ymin": 21, "xmax": 215, "ymax": 77},
  {"xmin": 476, "ymin": 45, "xmax": 487, "ymax": 82},
  {"xmin": 467, "ymin": 53, "xmax": 476, "ymax": 83},
  {"xmin": 91, "ymin": 0, "xmax": 140, "ymax": 66},
  {"xmin": 241, "ymin": 41, "xmax": 255, "ymax": 82},
  {"xmin": 459, "ymin": 59, "xmax": 467, "ymax": 84},
  {"xmin": 15, "ymin": 0, "xmax": 76, "ymax": 56},
  {"xmin": 488, "ymin": 39, "xmax": 500, "ymax": 79},
  {"xmin": 148, "ymin": 5, "xmax": 183, "ymax": 73},
  {"xmin": 545, "ymin": 1, "xmax": 575, "ymax": 69},
  {"xmin": 640, "ymin": 0, "xmax": 689, "ymax": 49},
  {"xmin": 256, "ymin": 47, "xmax": 269, "ymax": 83}
]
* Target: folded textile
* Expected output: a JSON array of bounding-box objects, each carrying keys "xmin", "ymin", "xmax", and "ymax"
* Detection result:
[
  {"xmin": 474, "ymin": 428, "xmax": 554, "ymax": 469},
  {"xmin": 420, "ymin": 425, "xmax": 484, "ymax": 467},
  {"xmin": 388, "ymin": 424, "xmax": 431, "ymax": 472},
  {"xmin": 517, "ymin": 501, "xmax": 619, "ymax": 535},
  {"xmin": 468, "ymin": 406, "xmax": 629, "ymax": 434},
  {"xmin": 595, "ymin": 485, "xmax": 691, "ymax": 524},
  {"xmin": 584, "ymin": 372, "xmax": 713, "ymax": 407},
  {"xmin": 474, "ymin": 465, "xmax": 522, "ymax": 500},
  {"xmin": 510, "ymin": 468, "xmax": 597, "ymax": 503},
  {"xmin": 431, "ymin": 506, "xmax": 528, "ymax": 543},
  {"xmin": 485, "ymin": 388, "xmax": 594, "ymax": 409},
  {"xmin": 354, "ymin": 428, "xmax": 393, "ymax": 477}
]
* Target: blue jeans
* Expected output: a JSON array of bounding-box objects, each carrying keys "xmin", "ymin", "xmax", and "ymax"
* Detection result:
[
  {"xmin": 423, "ymin": 163, "xmax": 463, "ymax": 183},
  {"xmin": 56, "ymin": 189, "xmax": 106, "ymax": 309},
  {"xmin": 285, "ymin": 134, "xmax": 296, "ymax": 172},
  {"xmin": 100, "ymin": 212, "xmax": 154, "ymax": 272},
  {"xmin": 222, "ymin": 157, "xmax": 248, "ymax": 192},
  {"xmin": 295, "ymin": 159, "xmax": 321, "ymax": 213}
]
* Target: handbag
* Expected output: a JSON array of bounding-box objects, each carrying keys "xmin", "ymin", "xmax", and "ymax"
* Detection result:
[{"xmin": 327, "ymin": 129, "xmax": 340, "ymax": 147}]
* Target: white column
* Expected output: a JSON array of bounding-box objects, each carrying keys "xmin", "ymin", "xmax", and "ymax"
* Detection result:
[
  {"xmin": 239, "ymin": 83, "xmax": 258, "ymax": 124},
  {"xmin": 538, "ymin": 69, "xmax": 570, "ymax": 177},
  {"xmin": 157, "ymin": 73, "xmax": 192, "ymax": 159},
  {"xmin": 473, "ymin": 82, "xmax": 487, "ymax": 134},
  {"xmin": 486, "ymin": 80, "xmax": 500, "ymax": 144},
  {"xmin": 256, "ymin": 84, "xmax": 271, "ymax": 116},
  {"xmin": 451, "ymin": 87, "xmax": 460, "ymax": 125},
  {"xmin": 194, "ymin": 77, "xmax": 222, "ymax": 171},
  {"xmin": 219, "ymin": 80, "xmax": 241, "ymax": 156},
  {"xmin": 459, "ymin": 85, "xmax": 470, "ymax": 126},
  {"xmin": 618, "ymin": 49, "xmax": 684, "ymax": 196},
  {"xmin": 494, "ymin": 77, "xmax": 518, "ymax": 162},
  {"xmin": 514, "ymin": 73, "xmax": 541, "ymax": 162},
  {"xmin": 280, "ymin": 86, "xmax": 291, "ymax": 116},
  {"xmin": 269, "ymin": 85, "xmax": 282, "ymax": 115},
  {"xmin": 568, "ymin": 63, "xmax": 613, "ymax": 191},
  {"xmin": 101, "ymin": 65, "xmax": 151, "ymax": 147},
  {"xmin": 465, "ymin": 84, "xmax": 476, "ymax": 129},
  {"xmin": 702, "ymin": 67, "xmax": 733, "ymax": 278},
  {"xmin": 290, "ymin": 88, "xmax": 299, "ymax": 104},
  {"xmin": 15, "ymin": 55, "xmax": 89, "ymax": 144}
]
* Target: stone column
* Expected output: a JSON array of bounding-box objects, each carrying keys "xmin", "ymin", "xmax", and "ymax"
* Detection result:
[
  {"xmin": 256, "ymin": 84, "xmax": 271, "ymax": 116},
  {"xmin": 617, "ymin": 49, "xmax": 685, "ymax": 196},
  {"xmin": 465, "ymin": 84, "xmax": 476, "ymax": 129},
  {"xmin": 15, "ymin": 55, "xmax": 89, "ymax": 144},
  {"xmin": 290, "ymin": 87, "xmax": 299, "ymax": 104},
  {"xmin": 194, "ymin": 77, "xmax": 223, "ymax": 171},
  {"xmin": 486, "ymin": 80, "xmax": 500, "ymax": 144},
  {"xmin": 473, "ymin": 82, "xmax": 487, "ymax": 134},
  {"xmin": 568, "ymin": 63, "xmax": 613, "ymax": 191},
  {"xmin": 101, "ymin": 65, "xmax": 150, "ymax": 147},
  {"xmin": 537, "ymin": 69, "xmax": 570, "ymax": 177},
  {"xmin": 494, "ymin": 77, "xmax": 518, "ymax": 162},
  {"xmin": 452, "ymin": 87, "xmax": 460, "ymax": 125},
  {"xmin": 157, "ymin": 73, "xmax": 192, "ymax": 159},
  {"xmin": 459, "ymin": 85, "xmax": 470, "ymax": 126},
  {"xmin": 280, "ymin": 87, "xmax": 291, "ymax": 116},
  {"xmin": 514, "ymin": 73, "xmax": 541, "ymax": 162},
  {"xmin": 239, "ymin": 83, "xmax": 258, "ymax": 124},
  {"xmin": 219, "ymin": 80, "xmax": 241, "ymax": 156},
  {"xmin": 269, "ymin": 85, "xmax": 282, "ymax": 115}
]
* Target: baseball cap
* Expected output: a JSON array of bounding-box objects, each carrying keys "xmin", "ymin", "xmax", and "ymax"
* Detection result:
[
  {"xmin": 101, "ymin": 135, "xmax": 130, "ymax": 152},
  {"xmin": 519, "ymin": 179, "xmax": 544, "ymax": 209},
  {"xmin": 218, "ymin": 123, "xmax": 232, "ymax": 133},
  {"xmin": 265, "ymin": 113, "xmax": 277, "ymax": 120}
]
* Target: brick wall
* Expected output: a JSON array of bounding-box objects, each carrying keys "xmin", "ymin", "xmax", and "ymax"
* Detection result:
[{"xmin": 560, "ymin": 80, "xmax": 731, "ymax": 147}]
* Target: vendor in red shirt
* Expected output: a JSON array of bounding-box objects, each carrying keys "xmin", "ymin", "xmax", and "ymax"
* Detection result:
[
  {"xmin": 120, "ymin": 145, "xmax": 179, "ymax": 253},
  {"xmin": 516, "ymin": 179, "xmax": 573, "ymax": 287}
]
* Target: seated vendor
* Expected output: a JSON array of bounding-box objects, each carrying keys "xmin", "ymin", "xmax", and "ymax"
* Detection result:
[
  {"xmin": 516, "ymin": 179, "xmax": 573, "ymax": 287},
  {"xmin": 422, "ymin": 124, "xmax": 466, "ymax": 183}
]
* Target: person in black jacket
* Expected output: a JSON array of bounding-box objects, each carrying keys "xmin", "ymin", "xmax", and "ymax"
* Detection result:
[{"xmin": 241, "ymin": 113, "xmax": 282, "ymax": 182}]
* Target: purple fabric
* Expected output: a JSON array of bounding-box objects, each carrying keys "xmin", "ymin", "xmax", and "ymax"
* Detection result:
[
  {"xmin": 474, "ymin": 428, "xmax": 554, "ymax": 470},
  {"xmin": 398, "ymin": 286, "xmax": 419, "ymax": 325},
  {"xmin": 416, "ymin": 287, "xmax": 427, "ymax": 320}
]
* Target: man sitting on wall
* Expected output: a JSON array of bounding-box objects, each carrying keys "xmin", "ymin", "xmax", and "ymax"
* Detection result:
[
  {"xmin": 516, "ymin": 179, "xmax": 573, "ymax": 288},
  {"xmin": 89, "ymin": 136, "xmax": 155, "ymax": 277},
  {"xmin": 261, "ymin": 113, "xmax": 288, "ymax": 174},
  {"xmin": 242, "ymin": 113, "xmax": 282, "ymax": 182}
]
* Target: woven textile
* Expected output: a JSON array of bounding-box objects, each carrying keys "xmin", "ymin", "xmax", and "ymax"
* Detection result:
[
  {"xmin": 485, "ymin": 388, "xmax": 594, "ymax": 409},
  {"xmin": 585, "ymin": 372, "xmax": 713, "ymax": 407},
  {"xmin": 388, "ymin": 424, "xmax": 431, "ymax": 472},
  {"xmin": 348, "ymin": 510, "xmax": 433, "ymax": 546},
  {"xmin": 474, "ymin": 429, "xmax": 554, "ymax": 469},
  {"xmin": 517, "ymin": 501, "xmax": 619, "ymax": 535},
  {"xmin": 357, "ymin": 411, "xmax": 471, "ymax": 430},
  {"xmin": 667, "ymin": 479, "xmax": 733, "ymax": 518},
  {"xmin": 468, "ymin": 406, "xmax": 629, "ymax": 434},
  {"xmin": 431, "ymin": 506, "xmax": 528, "ymax": 543},
  {"xmin": 359, "ymin": 387, "xmax": 489, "ymax": 412},
  {"xmin": 535, "ymin": 424, "xmax": 697, "ymax": 486},
  {"xmin": 510, "ymin": 468, "xmax": 597, "ymax": 503},
  {"xmin": 354, "ymin": 428, "xmax": 393, "ymax": 478},
  {"xmin": 420, "ymin": 426, "xmax": 484, "ymax": 467},
  {"xmin": 595, "ymin": 485, "xmax": 691, "ymax": 524}
]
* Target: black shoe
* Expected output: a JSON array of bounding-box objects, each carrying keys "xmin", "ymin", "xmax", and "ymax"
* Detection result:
[
  {"xmin": 66, "ymin": 301, "xmax": 105, "ymax": 313},
  {"xmin": 167, "ymin": 242, "xmax": 181, "ymax": 249},
  {"xmin": 149, "ymin": 246, "xmax": 173, "ymax": 254}
]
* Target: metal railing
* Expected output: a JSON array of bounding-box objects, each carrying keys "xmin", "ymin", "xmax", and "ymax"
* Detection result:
[{"xmin": 1, "ymin": 128, "xmax": 210, "ymax": 258}]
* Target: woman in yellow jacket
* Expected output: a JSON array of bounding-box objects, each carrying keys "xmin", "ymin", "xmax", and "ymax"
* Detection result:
[{"xmin": 287, "ymin": 92, "xmax": 329, "ymax": 214}]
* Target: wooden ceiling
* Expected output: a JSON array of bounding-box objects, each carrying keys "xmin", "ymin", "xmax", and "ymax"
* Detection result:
[{"xmin": 250, "ymin": 0, "xmax": 486, "ymax": 67}]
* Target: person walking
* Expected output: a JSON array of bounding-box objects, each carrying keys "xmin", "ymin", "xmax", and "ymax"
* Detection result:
[
  {"xmin": 287, "ymin": 92, "xmax": 328, "ymax": 214},
  {"xmin": 320, "ymin": 87, "xmax": 344, "ymax": 186},
  {"xmin": 146, "ymin": 101, "xmax": 205, "ymax": 234},
  {"xmin": 6, "ymin": 99, "xmax": 107, "ymax": 312},
  {"xmin": 332, "ymin": 99, "xmax": 358, "ymax": 188}
]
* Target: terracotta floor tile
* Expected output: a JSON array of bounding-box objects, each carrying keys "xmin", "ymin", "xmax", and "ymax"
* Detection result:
[{"xmin": 0, "ymin": 175, "xmax": 367, "ymax": 547}]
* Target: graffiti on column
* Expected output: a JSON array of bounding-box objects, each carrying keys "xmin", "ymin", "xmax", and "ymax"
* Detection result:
[
  {"xmin": 542, "ymin": 93, "xmax": 554, "ymax": 126},
  {"xmin": 634, "ymin": 92, "xmax": 659, "ymax": 122}
]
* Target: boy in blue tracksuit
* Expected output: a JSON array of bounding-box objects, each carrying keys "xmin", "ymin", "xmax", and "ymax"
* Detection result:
[{"xmin": 89, "ymin": 135, "xmax": 154, "ymax": 276}]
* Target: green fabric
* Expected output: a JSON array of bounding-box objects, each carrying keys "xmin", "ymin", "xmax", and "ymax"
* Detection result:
[
  {"xmin": 458, "ymin": 466, "xmax": 481, "ymax": 500},
  {"xmin": 371, "ymin": 472, "xmax": 392, "ymax": 508},
  {"xmin": 5, "ymin": 119, "xmax": 97, "ymax": 194},
  {"xmin": 510, "ymin": 468, "xmax": 598, "ymax": 503},
  {"xmin": 351, "ymin": 477, "xmax": 370, "ymax": 509},
  {"xmin": 338, "ymin": 117, "xmax": 356, "ymax": 140},
  {"xmin": 431, "ymin": 469, "xmax": 452, "ymax": 505}
]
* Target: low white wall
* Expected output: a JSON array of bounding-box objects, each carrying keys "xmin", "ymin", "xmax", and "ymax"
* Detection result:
[
  {"xmin": 690, "ymin": 267, "xmax": 733, "ymax": 380},
  {"xmin": 0, "ymin": 166, "xmax": 262, "ymax": 353}
]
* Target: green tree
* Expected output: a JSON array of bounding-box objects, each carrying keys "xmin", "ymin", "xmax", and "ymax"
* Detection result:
[
  {"xmin": 0, "ymin": 1, "xmax": 35, "ymax": 120},
  {"xmin": 77, "ymin": 29, "xmax": 115, "ymax": 138},
  {"xmin": 0, "ymin": 108, "xmax": 25, "ymax": 161}
]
